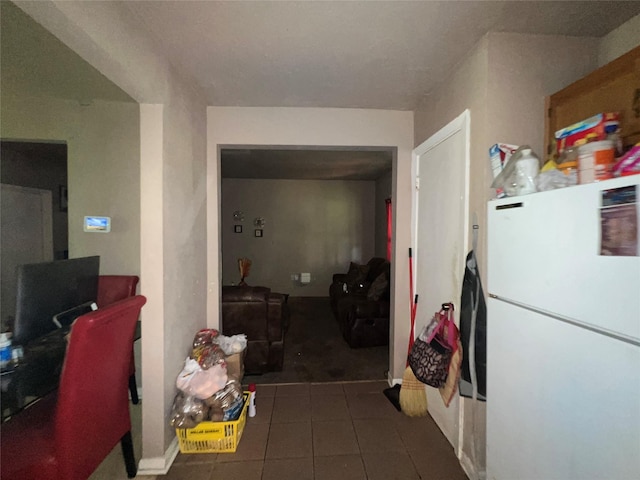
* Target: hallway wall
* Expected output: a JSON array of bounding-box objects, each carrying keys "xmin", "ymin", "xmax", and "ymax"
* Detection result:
[
  {"xmin": 208, "ymin": 107, "xmax": 414, "ymax": 382},
  {"xmin": 221, "ymin": 178, "xmax": 376, "ymax": 296}
]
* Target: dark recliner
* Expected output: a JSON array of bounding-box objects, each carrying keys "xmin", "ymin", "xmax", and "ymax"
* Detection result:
[
  {"xmin": 221, "ymin": 286, "xmax": 288, "ymax": 374},
  {"xmin": 329, "ymin": 258, "xmax": 391, "ymax": 348}
]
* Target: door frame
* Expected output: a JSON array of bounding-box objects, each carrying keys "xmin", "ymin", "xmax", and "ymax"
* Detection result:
[{"xmin": 411, "ymin": 109, "xmax": 471, "ymax": 457}]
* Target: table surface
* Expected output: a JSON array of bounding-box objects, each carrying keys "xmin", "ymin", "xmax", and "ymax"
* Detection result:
[{"xmin": 1, "ymin": 321, "xmax": 141, "ymax": 421}]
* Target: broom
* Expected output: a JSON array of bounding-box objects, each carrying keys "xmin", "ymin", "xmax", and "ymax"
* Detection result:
[{"xmin": 399, "ymin": 248, "xmax": 428, "ymax": 417}]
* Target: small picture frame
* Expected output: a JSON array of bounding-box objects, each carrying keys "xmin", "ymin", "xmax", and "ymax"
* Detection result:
[
  {"xmin": 254, "ymin": 229, "xmax": 263, "ymax": 237},
  {"xmin": 234, "ymin": 225, "xmax": 242, "ymax": 233}
]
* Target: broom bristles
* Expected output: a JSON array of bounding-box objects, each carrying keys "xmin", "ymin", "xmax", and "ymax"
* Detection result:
[{"xmin": 399, "ymin": 366, "xmax": 428, "ymax": 417}]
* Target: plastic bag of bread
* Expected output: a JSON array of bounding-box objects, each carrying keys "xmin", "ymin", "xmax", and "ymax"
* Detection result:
[
  {"xmin": 203, "ymin": 378, "xmax": 242, "ymax": 410},
  {"xmin": 169, "ymin": 391, "xmax": 208, "ymax": 429},
  {"xmin": 205, "ymin": 385, "xmax": 244, "ymax": 421},
  {"xmin": 192, "ymin": 328, "xmax": 219, "ymax": 348},
  {"xmin": 191, "ymin": 343, "xmax": 225, "ymax": 370}
]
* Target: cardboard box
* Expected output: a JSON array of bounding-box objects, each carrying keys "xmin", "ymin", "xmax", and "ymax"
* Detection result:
[
  {"xmin": 555, "ymin": 112, "xmax": 620, "ymax": 154},
  {"xmin": 225, "ymin": 350, "xmax": 245, "ymax": 381}
]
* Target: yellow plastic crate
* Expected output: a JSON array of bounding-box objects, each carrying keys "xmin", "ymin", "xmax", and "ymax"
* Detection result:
[{"xmin": 176, "ymin": 392, "xmax": 249, "ymax": 453}]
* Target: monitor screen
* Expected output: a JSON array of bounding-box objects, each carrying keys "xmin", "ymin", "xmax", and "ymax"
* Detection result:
[{"xmin": 13, "ymin": 256, "xmax": 100, "ymax": 345}]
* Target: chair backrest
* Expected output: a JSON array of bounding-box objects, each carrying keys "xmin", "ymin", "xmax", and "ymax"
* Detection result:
[
  {"xmin": 221, "ymin": 286, "xmax": 270, "ymax": 340},
  {"xmin": 97, "ymin": 275, "xmax": 139, "ymax": 307},
  {"xmin": 54, "ymin": 295, "xmax": 146, "ymax": 480}
]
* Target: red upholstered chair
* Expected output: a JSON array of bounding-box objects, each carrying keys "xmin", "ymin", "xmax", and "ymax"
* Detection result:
[
  {"xmin": 0, "ymin": 295, "xmax": 147, "ymax": 480},
  {"xmin": 97, "ymin": 275, "xmax": 140, "ymax": 308},
  {"xmin": 97, "ymin": 275, "xmax": 140, "ymax": 403}
]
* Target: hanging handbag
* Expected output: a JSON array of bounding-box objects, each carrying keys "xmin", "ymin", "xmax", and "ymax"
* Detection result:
[{"xmin": 409, "ymin": 303, "xmax": 456, "ymax": 388}]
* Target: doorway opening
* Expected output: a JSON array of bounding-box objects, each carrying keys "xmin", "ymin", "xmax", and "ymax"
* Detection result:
[
  {"xmin": 220, "ymin": 145, "xmax": 394, "ymax": 383},
  {"xmin": 0, "ymin": 140, "xmax": 68, "ymax": 332}
]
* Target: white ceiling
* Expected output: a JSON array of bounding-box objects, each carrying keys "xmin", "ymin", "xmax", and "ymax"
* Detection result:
[
  {"xmin": 123, "ymin": 1, "xmax": 640, "ymax": 111},
  {"xmin": 4, "ymin": 1, "xmax": 640, "ymax": 180}
]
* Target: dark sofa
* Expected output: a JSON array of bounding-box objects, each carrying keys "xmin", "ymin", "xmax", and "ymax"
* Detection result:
[
  {"xmin": 221, "ymin": 286, "xmax": 289, "ymax": 374},
  {"xmin": 329, "ymin": 257, "xmax": 391, "ymax": 348}
]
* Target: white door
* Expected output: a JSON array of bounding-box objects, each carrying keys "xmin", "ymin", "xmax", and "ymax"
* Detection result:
[
  {"xmin": 1, "ymin": 184, "xmax": 53, "ymax": 330},
  {"xmin": 412, "ymin": 110, "xmax": 470, "ymax": 450}
]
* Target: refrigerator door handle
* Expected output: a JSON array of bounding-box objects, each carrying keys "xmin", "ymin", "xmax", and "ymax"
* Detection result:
[{"xmin": 495, "ymin": 202, "xmax": 524, "ymax": 210}]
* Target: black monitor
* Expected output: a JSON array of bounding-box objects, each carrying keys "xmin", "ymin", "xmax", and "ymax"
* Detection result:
[{"xmin": 13, "ymin": 256, "xmax": 100, "ymax": 345}]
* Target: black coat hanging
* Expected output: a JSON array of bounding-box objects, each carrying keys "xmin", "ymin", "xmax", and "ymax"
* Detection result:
[{"xmin": 459, "ymin": 239, "xmax": 487, "ymax": 400}]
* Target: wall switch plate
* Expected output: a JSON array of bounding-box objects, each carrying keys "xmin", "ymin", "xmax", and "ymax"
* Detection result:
[{"xmin": 292, "ymin": 274, "xmax": 299, "ymax": 281}]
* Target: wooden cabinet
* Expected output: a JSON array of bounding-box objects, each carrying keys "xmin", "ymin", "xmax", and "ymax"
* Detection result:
[{"xmin": 545, "ymin": 45, "xmax": 640, "ymax": 156}]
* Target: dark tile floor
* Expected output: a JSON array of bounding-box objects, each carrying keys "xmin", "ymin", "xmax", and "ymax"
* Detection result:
[{"xmin": 163, "ymin": 381, "xmax": 467, "ymax": 480}]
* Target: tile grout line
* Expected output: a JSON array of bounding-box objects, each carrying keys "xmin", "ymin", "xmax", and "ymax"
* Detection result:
[{"xmin": 345, "ymin": 389, "xmax": 369, "ymax": 480}]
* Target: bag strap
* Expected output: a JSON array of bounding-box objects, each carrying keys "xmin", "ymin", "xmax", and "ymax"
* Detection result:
[
  {"xmin": 426, "ymin": 303, "xmax": 455, "ymax": 343},
  {"xmin": 445, "ymin": 303, "xmax": 455, "ymax": 345}
]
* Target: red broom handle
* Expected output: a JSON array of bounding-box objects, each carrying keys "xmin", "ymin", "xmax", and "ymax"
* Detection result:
[
  {"xmin": 407, "ymin": 248, "xmax": 417, "ymax": 367},
  {"xmin": 408, "ymin": 248, "xmax": 414, "ymax": 347},
  {"xmin": 406, "ymin": 294, "xmax": 419, "ymax": 367},
  {"xmin": 409, "ymin": 248, "xmax": 414, "ymax": 316}
]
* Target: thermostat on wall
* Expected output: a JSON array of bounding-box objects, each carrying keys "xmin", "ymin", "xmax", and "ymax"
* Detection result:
[{"xmin": 83, "ymin": 216, "xmax": 111, "ymax": 233}]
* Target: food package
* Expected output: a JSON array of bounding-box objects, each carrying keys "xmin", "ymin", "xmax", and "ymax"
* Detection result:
[
  {"xmin": 203, "ymin": 378, "xmax": 243, "ymax": 422},
  {"xmin": 489, "ymin": 143, "xmax": 519, "ymax": 198},
  {"xmin": 176, "ymin": 357, "xmax": 228, "ymax": 399},
  {"xmin": 192, "ymin": 328, "xmax": 219, "ymax": 348},
  {"xmin": 491, "ymin": 146, "xmax": 541, "ymax": 197},
  {"xmin": 554, "ymin": 112, "xmax": 620, "ymax": 155},
  {"xmin": 203, "ymin": 378, "xmax": 242, "ymax": 409},
  {"xmin": 612, "ymin": 143, "xmax": 640, "ymax": 177},
  {"xmin": 169, "ymin": 391, "xmax": 208, "ymax": 429},
  {"xmin": 191, "ymin": 343, "xmax": 226, "ymax": 370},
  {"xmin": 191, "ymin": 328, "xmax": 226, "ymax": 369}
]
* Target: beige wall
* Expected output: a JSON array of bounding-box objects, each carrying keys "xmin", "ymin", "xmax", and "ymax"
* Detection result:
[
  {"xmin": 415, "ymin": 37, "xmax": 490, "ymax": 275},
  {"xmin": 208, "ymin": 107, "xmax": 413, "ymax": 380},
  {"xmin": 222, "ymin": 178, "xmax": 375, "ymax": 296},
  {"xmin": 414, "ymin": 32, "xmax": 599, "ymax": 477},
  {"xmin": 486, "ymin": 33, "xmax": 598, "ymax": 160},
  {"xmin": 13, "ymin": 1, "xmax": 209, "ymax": 471},
  {"xmin": 0, "ymin": 95, "xmax": 140, "ymax": 276},
  {"xmin": 598, "ymin": 14, "xmax": 640, "ymax": 67}
]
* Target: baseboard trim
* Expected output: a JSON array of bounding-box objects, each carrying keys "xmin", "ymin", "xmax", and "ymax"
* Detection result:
[
  {"xmin": 459, "ymin": 450, "xmax": 486, "ymax": 480},
  {"xmin": 388, "ymin": 371, "xmax": 402, "ymax": 386},
  {"xmin": 138, "ymin": 436, "xmax": 179, "ymax": 476}
]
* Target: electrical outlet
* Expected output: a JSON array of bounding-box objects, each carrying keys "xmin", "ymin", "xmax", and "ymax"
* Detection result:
[{"xmin": 292, "ymin": 274, "xmax": 299, "ymax": 281}]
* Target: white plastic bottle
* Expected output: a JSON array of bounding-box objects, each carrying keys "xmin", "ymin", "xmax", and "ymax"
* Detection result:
[
  {"xmin": 515, "ymin": 148, "xmax": 539, "ymax": 195},
  {"xmin": 248, "ymin": 383, "xmax": 257, "ymax": 417}
]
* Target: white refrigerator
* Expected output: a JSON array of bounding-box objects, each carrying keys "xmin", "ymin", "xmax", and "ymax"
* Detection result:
[{"xmin": 486, "ymin": 175, "xmax": 640, "ymax": 480}]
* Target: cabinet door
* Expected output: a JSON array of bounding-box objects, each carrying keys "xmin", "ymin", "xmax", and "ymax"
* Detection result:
[{"xmin": 545, "ymin": 45, "xmax": 640, "ymax": 155}]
